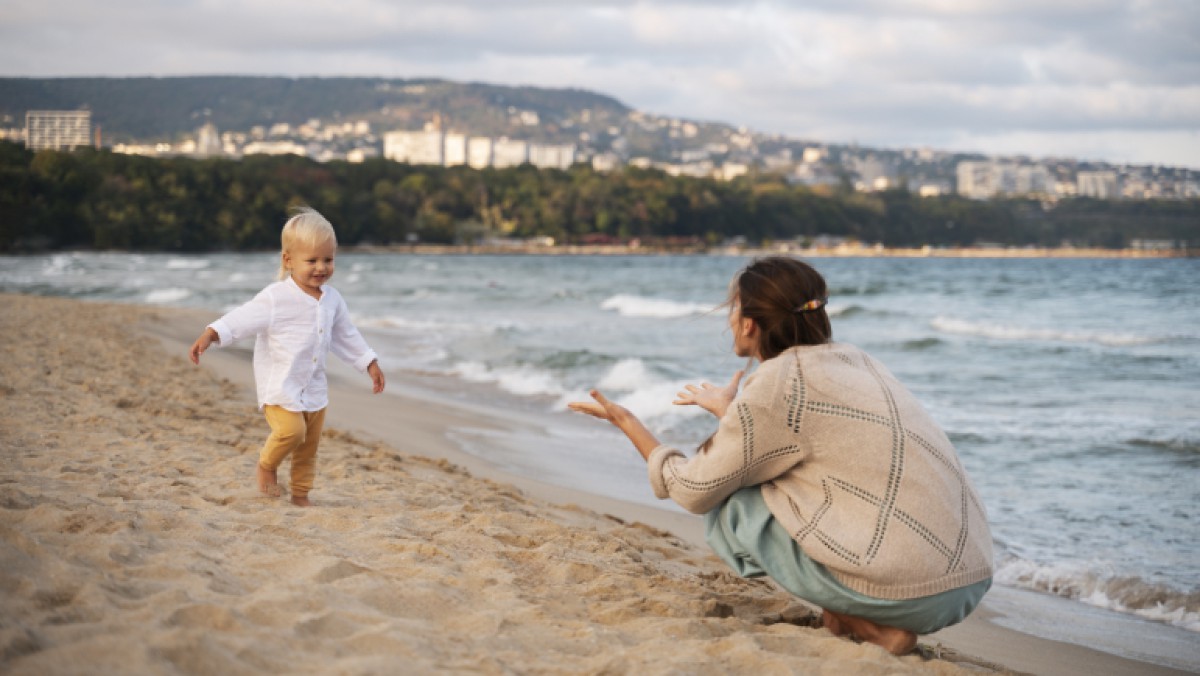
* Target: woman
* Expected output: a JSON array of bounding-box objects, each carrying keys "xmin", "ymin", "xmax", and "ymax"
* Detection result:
[{"xmin": 569, "ymin": 257, "xmax": 993, "ymax": 655}]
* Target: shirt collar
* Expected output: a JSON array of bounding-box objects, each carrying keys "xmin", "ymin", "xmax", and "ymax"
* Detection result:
[{"xmin": 284, "ymin": 275, "xmax": 325, "ymax": 301}]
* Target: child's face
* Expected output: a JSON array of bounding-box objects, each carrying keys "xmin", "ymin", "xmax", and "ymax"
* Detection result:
[{"xmin": 283, "ymin": 238, "xmax": 336, "ymax": 297}]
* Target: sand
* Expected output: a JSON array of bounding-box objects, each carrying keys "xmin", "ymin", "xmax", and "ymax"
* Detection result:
[{"xmin": 0, "ymin": 293, "xmax": 1187, "ymax": 675}]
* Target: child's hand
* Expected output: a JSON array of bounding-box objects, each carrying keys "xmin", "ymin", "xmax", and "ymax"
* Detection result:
[
  {"xmin": 189, "ymin": 328, "xmax": 218, "ymax": 365},
  {"xmin": 368, "ymin": 360, "xmax": 385, "ymax": 394},
  {"xmin": 673, "ymin": 369, "xmax": 745, "ymax": 419}
]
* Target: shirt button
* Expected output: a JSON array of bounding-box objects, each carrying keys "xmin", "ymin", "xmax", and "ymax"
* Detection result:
[{"xmin": 312, "ymin": 357, "xmax": 317, "ymax": 363}]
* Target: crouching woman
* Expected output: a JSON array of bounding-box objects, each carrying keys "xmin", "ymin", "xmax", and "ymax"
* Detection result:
[{"xmin": 570, "ymin": 257, "xmax": 993, "ymax": 655}]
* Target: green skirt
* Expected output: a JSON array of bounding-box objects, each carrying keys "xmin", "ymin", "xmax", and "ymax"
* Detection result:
[{"xmin": 704, "ymin": 486, "xmax": 990, "ymax": 634}]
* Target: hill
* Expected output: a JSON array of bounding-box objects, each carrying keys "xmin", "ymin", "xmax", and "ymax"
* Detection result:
[{"xmin": 0, "ymin": 76, "xmax": 633, "ymax": 143}]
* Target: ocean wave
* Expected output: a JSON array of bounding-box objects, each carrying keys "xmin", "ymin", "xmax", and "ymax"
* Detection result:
[
  {"xmin": 145, "ymin": 288, "xmax": 191, "ymax": 304},
  {"xmin": 358, "ymin": 315, "xmax": 520, "ymax": 336},
  {"xmin": 825, "ymin": 303, "xmax": 857, "ymax": 317},
  {"xmin": 600, "ymin": 294, "xmax": 714, "ymax": 318},
  {"xmin": 41, "ymin": 254, "xmax": 83, "ymax": 276},
  {"xmin": 931, "ymin": 317, "xmax": 1159, "ymax": 347},
  {"xmin": 165, "ymin": 258, "xmax": 210, "ymax": 270},
  {"xmin": 587, "ymin": 358, "xmax": 706, "ymax": 423},
  {"xmin": 451, "ymin": 361, "xmax": 565, "ymax": 398},
  {"xmin": 995, "ymin": 557, "xmax": 1200, "ymax": 632},
  {"xmin": 901, "ymin": 337, "xmax": 943, "ymax": 351}
]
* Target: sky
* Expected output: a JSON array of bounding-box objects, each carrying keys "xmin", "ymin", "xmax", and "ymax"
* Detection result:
[{"xmin": 1, "ymin": 0, "xmax": 1198, "ymax": 169}]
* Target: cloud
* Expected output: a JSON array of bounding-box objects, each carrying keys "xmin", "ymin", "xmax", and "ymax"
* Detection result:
[{"xmin": 0, "ymin": 0, "xmax": 1196, "ymax": 167}]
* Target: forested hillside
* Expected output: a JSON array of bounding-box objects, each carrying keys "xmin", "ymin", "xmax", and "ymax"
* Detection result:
[{"xmin": 2, "ymin": 143, "xmax": 1195, "ymax": 252}]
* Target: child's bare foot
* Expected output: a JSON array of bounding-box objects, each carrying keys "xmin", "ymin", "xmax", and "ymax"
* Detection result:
[
  {"xmin": 257, "ymin": 464, "xmax": 282, "ymax": 497},
  {"xmin": 290, "ymin": 494, "xmax": 312, "ymax": 507},
  {"xmin": 821, "ymin": 609, "xmax": 918, "ymax": 656}
]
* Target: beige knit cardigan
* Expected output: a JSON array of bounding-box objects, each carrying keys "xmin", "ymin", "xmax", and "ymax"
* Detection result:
[{"xmin": 648, "ymin": 343, "xmax": 994, "ymax": 600}]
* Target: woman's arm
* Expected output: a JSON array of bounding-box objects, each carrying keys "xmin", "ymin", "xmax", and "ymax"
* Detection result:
[{"xmin": 567, "ymin": 390, "xmax": 662, "ymax": 461}]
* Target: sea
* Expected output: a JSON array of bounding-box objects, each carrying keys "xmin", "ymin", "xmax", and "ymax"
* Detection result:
[{"xmin": 3, "ymin": 251, "xmax": 1198, "ymax": 666}]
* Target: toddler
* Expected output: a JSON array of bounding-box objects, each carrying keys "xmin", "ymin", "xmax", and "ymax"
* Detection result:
[{"xmin": 190, "ymin": 207, "xmax": 385, "ymax": 506}]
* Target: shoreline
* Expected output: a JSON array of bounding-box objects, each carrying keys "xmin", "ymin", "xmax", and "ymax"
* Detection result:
[
  {"xmin": 2, "ymin": 292, "xmax": 1196, "ymax": 675},
  {"xmin": 4, "ymin": 245, "xmax": 1194, "ymax": 259},
  {"xmin": 343, "ymin": 243, "xmax": 1197, "ymax": 259}
]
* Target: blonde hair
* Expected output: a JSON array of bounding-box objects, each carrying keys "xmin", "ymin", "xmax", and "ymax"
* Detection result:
[{"xmin": 278, "ymin": 207, "xmax": 338, "ymax": 280}]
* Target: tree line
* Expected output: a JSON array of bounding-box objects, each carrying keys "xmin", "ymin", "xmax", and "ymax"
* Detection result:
[{"xmin": 1, "ymin": 142, "xmax": 1195, "ymax": 252}]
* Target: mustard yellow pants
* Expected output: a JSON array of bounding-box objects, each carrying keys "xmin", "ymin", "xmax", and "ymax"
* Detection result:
[{"xmin": 260, "ymin": 405, "xmax": 327, "ymax": 497}]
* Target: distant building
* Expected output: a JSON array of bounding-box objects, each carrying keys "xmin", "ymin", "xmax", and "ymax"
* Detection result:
[
  {"xmin": 957, "ymin": 161, "xmax": 998, "ymax": 199},
  {"xmin": 492, "ymin": 138, "xmax": 529, "ymax": 168},
  {"xmin": 528, "ymin": 143, "xmax": 575, "ymax": 170},
  {"xmin": 719, "ymin": 162, "xmax": 749, "ymax": 181},
  {"xmin": 444, "ymin": 133, "xmax": 469, "ymax": 166},
  {"xmin": 591, "ymin": 152, "xmax": 620, "ymax": 172},
  {"xmin": 957, "ymin": 161, "xmax": 1051, "ymax": 199},
  {"xmin": 1077, "ymin": 170, "xmax": 1119, "ymax": 199},
  {"xmin": 383, "ymin": 130, "xmax": 445, "ymax": 165},
  {"xmin": 242, "ymin": 140, "xmax": 307, "ymax": 156},
  {"xmin": 25, "ymin": 110, "xmax": 91, "ymax": 151},
  {"xmin": 195, "ymin": 122, "xmax": 222, "ymax": 157},
  {"xmin": 801, "ymin": 146, "xmax": 827, "ymax": 164},
  {"xmin": 345, "ymin": 147, "xmax": 380, "ymax": 163},
  {"xmin": 467, "ymin": 137, "xmax": 493, "ymax": 169}
]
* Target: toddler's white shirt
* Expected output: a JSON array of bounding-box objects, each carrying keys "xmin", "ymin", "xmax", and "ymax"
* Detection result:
[{"xmin": 208, "ymin": 277, "xmax": 378, "ymax": 412}]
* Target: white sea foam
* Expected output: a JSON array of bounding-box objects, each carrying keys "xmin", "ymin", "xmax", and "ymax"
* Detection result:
[
  {"xmin": 996, "ymin": 557, "xmax": 1200, "ymax": 632},
  {"xmin": 451, "ymin": 361, "xmax": 565, "ymax": 398},
  {"xmin": 42, "ymin": 254, "xmax": 81, "ymax": 276},
  {"xmin": 165, "ymin": 258, "xmax": 210, "ymax": 270},
  {"xmin": 931, "ymin": 317, "xmax": 1157, "ymax": 347},
  {"xmin": 600, "ymin": 294, "xmax": 714, "ymax": 318},
  {"xmin": 587, "ymin": 358, "xmax": 705, "ymax": 423},
  {"xmin": 145, "ymin": 288, "xmax": 191, "ymax": 304},
  {"xmin": 598, "ymin": 358, "xmax": 654, "ymax": 391}
]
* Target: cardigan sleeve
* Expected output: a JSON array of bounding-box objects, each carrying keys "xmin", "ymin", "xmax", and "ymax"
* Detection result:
[{"xmin": 647, "ymin": 363, "xmax": 811, "ymax": 515}]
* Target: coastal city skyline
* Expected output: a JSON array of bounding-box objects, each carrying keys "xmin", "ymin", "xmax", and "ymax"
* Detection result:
[{"xmin": 1, "ymin": 1, "xmax": 1196, "ymax": 170}]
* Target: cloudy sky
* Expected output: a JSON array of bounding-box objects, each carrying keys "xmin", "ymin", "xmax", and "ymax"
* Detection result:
[{"xmin": 2, "ymin": 0, "xmax": 1198, "ymax": 168}]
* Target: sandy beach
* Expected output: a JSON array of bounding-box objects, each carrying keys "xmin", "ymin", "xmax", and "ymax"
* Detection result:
[{"xmin": 0, "ymin": 293, "xmax": 1192, "ymax": 675}]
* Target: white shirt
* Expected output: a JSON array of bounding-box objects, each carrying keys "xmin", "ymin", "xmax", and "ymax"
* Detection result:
[{"xmin": 209, "ymin": 277, "xmax": 378, "ymax": 412}]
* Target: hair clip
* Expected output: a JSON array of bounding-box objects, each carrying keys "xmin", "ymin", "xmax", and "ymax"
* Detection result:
[{"xmin": 795, "ymin": 297, "xmax": 828, "ymax": 313}]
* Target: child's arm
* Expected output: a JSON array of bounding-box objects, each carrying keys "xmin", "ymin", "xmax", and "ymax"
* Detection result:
[
  {"xmin": 367, "ymin": 359, "xmax": 385, "ymax": 394},
  {"xmin": 189, "ymin": 327, "xmax": 220, "ymax": 365}
]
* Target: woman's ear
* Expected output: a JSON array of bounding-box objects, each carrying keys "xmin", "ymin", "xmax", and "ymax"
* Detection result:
[{"xmin": 741, "ymin": 316, "xmax": 758, "ymax": 340}]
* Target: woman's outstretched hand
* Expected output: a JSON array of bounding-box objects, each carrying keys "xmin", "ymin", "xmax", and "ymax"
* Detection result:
[
  {"xmin": 568, "ymin": 390, "xmax": 662, "ymax": 462},
  {"xmin": 673, "ymin": 369, "xmax": 745, "ymax": 419}
]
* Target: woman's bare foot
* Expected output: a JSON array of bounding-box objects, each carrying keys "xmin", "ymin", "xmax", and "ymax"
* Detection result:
[
  {"xmin": 291, "ymin": 495, "xmax": 312, "ymax": 507},
  {"xmin": 821, "ymin": 609, "xmax": 918, "ymax": 656},
  {"xmin": 257, "ymin": 464, "xmax": 282, "ymax": 497},
  {"xmin": 822, "ymin": 609, "xmax": 848, "ymax": 636}
]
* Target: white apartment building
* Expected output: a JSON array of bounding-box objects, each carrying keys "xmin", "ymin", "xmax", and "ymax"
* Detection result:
[
  {"xmin": 467, "ymin": 137, "xmax": 493, "ymax": 169},
  {"xmin": 383, "ymin": 129, "xmax": 445, "ymax": 165},
  {"xmin": 444, "ymin": 133, "xmax": 469, "ymax": 166},
  {"xmin": 25, "ymin": 110, "xmax": 91, "ymax": 151},
  {"xmin": 1077, "ymin": 170, "xmax": 1119, "ymax": 199},
  {"xmin": 491, "ymin": 138, "xmax": 529, "ymax": 168},
  {"xmin": 957, "ymin": 161, "xmax": 1051, "ymax": 199},
  {"xmin": 195, "ymin": 122, "xmax": 222, "ymax": 157},
  {"xmin": 528, "ymin": 143, "xmax": 575, "ymax": 170},
  {"xmin": 242, "ymin": 140, "xmax": 307, "ymax": 156},
  {"xmin": 957, "ymin": 161, "xmax": 996, "ymax": 199}
]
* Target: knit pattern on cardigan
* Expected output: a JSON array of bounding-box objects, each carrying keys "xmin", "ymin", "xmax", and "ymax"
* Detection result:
[{"xmin": 648, "ymin": 343, "xmax": 994, "ymax": 600}]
